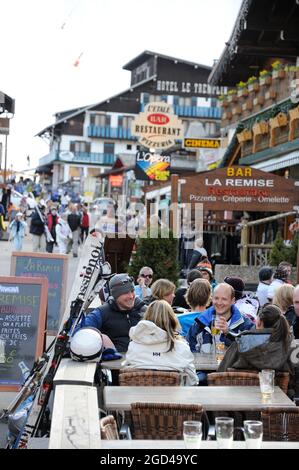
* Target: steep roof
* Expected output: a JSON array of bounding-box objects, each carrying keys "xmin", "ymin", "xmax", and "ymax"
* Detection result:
[{"xmin": 123, "ymin": 50, "xmax": 212, "ymax": 71}]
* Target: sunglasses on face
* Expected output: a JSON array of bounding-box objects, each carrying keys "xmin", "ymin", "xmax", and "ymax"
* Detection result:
[{"xmin": 141, "ymin": 274, "xmax": 153, "ymax": 279}]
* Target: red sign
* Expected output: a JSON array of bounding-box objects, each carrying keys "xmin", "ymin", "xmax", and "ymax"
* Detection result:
[
  {"xmin": 109, "ymin": 174, "xmax": 123, "ymax": 187},
  {"xmin": 147, "ymin": 114, "xmax": 170, "ymax": 125}
]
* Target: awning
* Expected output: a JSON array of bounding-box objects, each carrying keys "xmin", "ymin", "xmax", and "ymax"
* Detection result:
[{"xmin": 252, "ymin": 150, "xmax": 299, "ymax": 172}]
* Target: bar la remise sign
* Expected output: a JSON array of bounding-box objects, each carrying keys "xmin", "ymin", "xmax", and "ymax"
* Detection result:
[{"xmin": 180, "ymin": 166, "xmax": 299, "ymax": 212}]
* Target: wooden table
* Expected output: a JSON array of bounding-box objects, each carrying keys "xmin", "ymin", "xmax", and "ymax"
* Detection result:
[
  {"xmin": 103, "ymin": 386, "xmax": 296, "ymax": 412},
  {"xmin": 101, "ymin": 353, "xmax": 218, "ymax": 371}
]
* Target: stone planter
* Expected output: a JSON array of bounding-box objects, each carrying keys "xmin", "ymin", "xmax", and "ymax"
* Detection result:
[
  {"xmin": 259, "ymin": 76, "xmax": 272, "ymax": 86},
  {"xmin": 269, "ymin": 112, "xmax": 288, "ymax": 129}
]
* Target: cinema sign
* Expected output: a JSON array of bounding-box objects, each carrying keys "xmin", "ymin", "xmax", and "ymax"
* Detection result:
[
  {"xmin": 180, "ymin": 166, "xmax": 299, "ymax": 212},
  {"xmin": 131, "ymin": 102, "xmax": 184, "ymax": 150}
]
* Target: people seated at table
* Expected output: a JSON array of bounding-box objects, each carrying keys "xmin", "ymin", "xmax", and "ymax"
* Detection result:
[
  {"xmin": 144, "ymin": 278, "xmax": 176, "ymax": 306},
  {"xmin": 273, "ymin": 283, "xmax": 295, "ymax": 324},
  {"xmin": 177, "ymin": 279, "xmax": 211, "ymax": 337},
  {"xmin": 256, "ymin": 267, "xmax": 273, "ymax": 307},
  {"xmin": 186, "ymin": 283, "xmax": 254, "ymax": 353},
  {"xmin": 76, "ymin": 273, "xmax": 146, "ymax": 352},
  {"xmin": 267, "ymin": 262, "xmax": 293, "ymax": 302},
  {"xmin": 223, "ymin": 276, "xmax": 259, "ymax": 323},
  {"xmin": 173, "ymin": 269, "xmax": 203, "ymax": 310},
  {"xmin": 123, "ymin": 300, "xmax": 198, "ymax": 385},
  {"xmin": 134, "ymin": 266, "xmax": 154, "ymax": 300},
  {"xmin": 218, "ymin": 304, "xmax": 293, "ymax": 376},
  {"xmin": 196, "ymin": 260, "xmax": 218, "ymax": 292}
]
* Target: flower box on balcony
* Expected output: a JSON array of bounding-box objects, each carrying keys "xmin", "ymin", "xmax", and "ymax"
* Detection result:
[
  {"xmin": 232, "ymin": 105, "xmax": 242, "ymax": 115},
  {"xmin": 265, "ymin": 89, "xmax": 277, "ymax": 100},
  {"xmin": 253, "ymin": 95, "xmax": 265, "ymax": 106},
  {"xmin": 242, "ymin": 100, "xmax": 253, "ymax": 111},
  {"xmin": 272, "ymin": 69, "xmax": 285, "ymax": 79},
  {"xmin": 237, "ymin": 88, "xmax": 249, "ymax": 98},
  {"xmin": 289, "ymin": 105, "xmax": 299, "ymax": 121},
  {"xmin": 248, "ymin": 82, "xmax": 259, "ymax": 92},
  {"xmin": 269, "ymin": 112, "xmax": 288, "ymax": 129},
  {"xmin": 253, "ymin": 121, "xmax": 269, "ymax": 136},
  {"xmin": 236, "ymin": 129, "xmax": 252, "ymax": 143},
  {"xmin": 259, "ymin": 76, "xmax": 272, "ymax": 86}
]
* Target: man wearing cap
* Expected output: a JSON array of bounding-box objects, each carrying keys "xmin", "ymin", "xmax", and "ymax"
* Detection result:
[
  {"xmin": 78, "ymin": 273, "xmax": 146, "ymax": 352},
  {"xmin": 224, "ymin": 276, "xmax": 259, "ymax": 323},
  {"xmin": 256, "ymin": 267, "xmax": 273, "ymax": 307},
  {"xmin": 267, "ymin": 262, "xmax": 293, "ymax": 301},
  {"xmin": 196, "ymin": 260, "xmax": 218, "ymax": 291}
]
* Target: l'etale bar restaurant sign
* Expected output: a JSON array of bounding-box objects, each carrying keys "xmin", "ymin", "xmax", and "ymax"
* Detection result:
[{"xmin": 180, "ymin": 166, "xmax": 299, "ymax": 212}]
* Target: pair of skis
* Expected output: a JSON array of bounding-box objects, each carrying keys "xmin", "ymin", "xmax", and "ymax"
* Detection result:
[{"xmin": 2, "ymin": 229, "xmax": 111, "ymax": 448}]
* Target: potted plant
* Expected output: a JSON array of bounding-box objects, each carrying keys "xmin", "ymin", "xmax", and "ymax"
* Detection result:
[
  {"xmin": 265, "ymin": 88, "xmax": 277, "ymax": 100},
  {"xmin": 236, "ymin": 128, "xmax": 252, "ymax": 143},
  {"xmin": 259, "ymin": 70, "xmax": 272, "ymax": 86},
  {"xmin": 253, "ymin": 95, "xmax": 265, "ymax": 106},
  {"xmin": 227, "ymin": 89, "xmax": 237, "ymax": 103},
  {"xmin": 271, "ymin": 60, "xmax": 285, "ymax": 79},
  {"xmin": 252, "ymin": 120, "xmax": 269, "ymax": 135},
  {"xmin": 289, "ymin": 105, "xmax": 299, "ymax": 121},
  {"xmin": 218, "ymin": 94, "xmax": 229, "ymax": 107},
  {"xmin": 222, "ymin": 110, "xmax": 233, "ymax": 120},
  {"xmin": 269, "ymin": 112, "xmax": 288, "ymax": 129},
  {"xmin": 236, "ymin": 81, "xmax": 248, "ymax": 97},
  {"xmin": 232, "ymin": 104, "xmax": 242, "ymax": 115},
  {"xmin": 247, "ymin": 76, "xmax": 259, "ymax": 92},
  {"xmin": 286, "ymin": 65, "xmax": 299, "ymax": 80}
]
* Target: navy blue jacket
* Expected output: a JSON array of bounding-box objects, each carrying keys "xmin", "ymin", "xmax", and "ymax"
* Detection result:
[{"xmin": 186, "ymin": 305, "xmax": 254, "ymax": 352}]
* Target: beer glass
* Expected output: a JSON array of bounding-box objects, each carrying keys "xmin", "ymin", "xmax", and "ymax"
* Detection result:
[
  {"xmin": 183, "ymin": 421, "xmax": 202, "ymax": 449},
  {"xmin": 215, "ymin": 417, "xmax": 234, "ymax": 449},
  {"xmin": 244, "ymin": 420, "xmax": 263, "ymax": 449},
  {"xmin": 259, "ymin": 369, "xmax": 274, "ymax": 399}
]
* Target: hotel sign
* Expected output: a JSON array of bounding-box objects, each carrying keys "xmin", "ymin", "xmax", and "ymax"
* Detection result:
[
  {"xmin": 131, "ymin": 102, "xmax": 184, "ymax": 150},
  {"xmin": 156, "ymin": 81, "xmax": 227, "ymax": 97},
  {"xmin": 184, "ymin": 138, "xmax": 221, "ymax": 149},
  {"xmin": 180, "ymin": 166, "xmax": 299, "ymax": 212}
]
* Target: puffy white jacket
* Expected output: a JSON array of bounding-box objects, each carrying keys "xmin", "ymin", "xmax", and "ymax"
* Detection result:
[{"xmin": 124, "ymin": 320, "xmax": 198, "ymax": 386}]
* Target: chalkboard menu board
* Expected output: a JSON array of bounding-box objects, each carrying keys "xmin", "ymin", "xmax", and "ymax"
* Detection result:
[
  {"xmin": 0, "ymin": 276, "xmax": 48, "ymax": 391},
  {"xmin": 11, "ymin": 252, "xmax": 68, "ymax": 335}
]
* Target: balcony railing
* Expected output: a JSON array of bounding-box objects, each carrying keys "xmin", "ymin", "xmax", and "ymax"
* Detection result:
[
  {"xmin": 38, "ymin": 151, "xmax": 115, "ymax": 167},
  {"xmin": 87, "ymin": 125, "xmax": 137, "ymax": 140},
  {"xmin": 140, "ymin": 103, "xmax": 221, "ymax": 119}
]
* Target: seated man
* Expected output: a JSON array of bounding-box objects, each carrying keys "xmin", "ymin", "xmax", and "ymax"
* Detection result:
[
  {"xmin": 186, "ymin": 283, "xmax": 254, "ymax": 354},
  {"xmin": 173, "ymin": 269, "xmax": 203, "ymax": 310},
  {"xmin": 134, "ymin": 266, "xmax": 153, "ymax": 300},
  {"xmin": 177, "ymin": 278, "xmax": 211, "ymax": 336},
  {"xmin": 77, "ymin": 273, "xmax": 146, "ymax": 352}
]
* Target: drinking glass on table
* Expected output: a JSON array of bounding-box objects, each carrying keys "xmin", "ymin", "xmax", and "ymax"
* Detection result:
[
  {"xmin": 243, "ymin": 420, "xmax": 263, "ymax": 449},
  {"xmin": 259, "ymin": 369, "xmax": 274, "ymax": 400},
  {"xmin": 183, "ymin": 421, "xmax": 202, "ymax": 449},
  {"xmin": 215, "ymin": 417, "xmax": 234, "ymax": 449}
]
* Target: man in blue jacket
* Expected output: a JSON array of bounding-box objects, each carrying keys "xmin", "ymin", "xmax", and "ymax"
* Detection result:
[
  {"xmin": 187, "ymin": 283, "xmax": 254, "ymax": 353},
  {"xmin": 77, "ymin": 273, "xmax": 146, "ymax": 352}
]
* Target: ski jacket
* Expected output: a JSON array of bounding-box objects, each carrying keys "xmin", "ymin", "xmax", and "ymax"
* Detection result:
[
  {"xmin": 186, "ymin": 305, "xmax": 254, "ymax": 353},
  {"xmin": 55, "ymin": 219, "xmax": 72, "ymax": 243},
  {"xmin": 8, "ymin": 219, "xmax": 27, "ymax": 238},
  {"xmin": 218, "ymin": 328, "xmax": 293, "ymax": 374},
  {"xmin": 124, "ymin": 320, "xmax": 198, "ymax": 385},
  {"xmin": 67, "ymin": 213, "xmax": 81, "ymax": 231},
  {"xmin": 78, "ymin": 297, "xmax": 146, "ymax": 352},
  {"xmin": 80, "ymin": 212, "xmax": 89, "ymax": 228}
]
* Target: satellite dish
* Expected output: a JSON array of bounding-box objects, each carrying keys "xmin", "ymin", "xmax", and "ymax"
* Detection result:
[{"xmin": 59, "ymin": 151, "xmax": 74, "ymax": 161}]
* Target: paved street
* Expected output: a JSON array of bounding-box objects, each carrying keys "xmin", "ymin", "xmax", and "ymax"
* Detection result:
[{"xmin": 0, "ymin": 233, "xmax": 81, "ymax": 448}]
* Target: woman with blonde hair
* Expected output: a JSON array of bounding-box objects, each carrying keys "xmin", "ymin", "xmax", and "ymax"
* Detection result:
[
  {"xmin": 145, "ymin": 278, "xmax": 176, "ymax": 305},
  {"xmin": 273, "ymin": 283, "xmax": 295, "ymax": 326},
  {"xmin": 124, "ymin": 300, "xmax": 198, "ymax": 385}
]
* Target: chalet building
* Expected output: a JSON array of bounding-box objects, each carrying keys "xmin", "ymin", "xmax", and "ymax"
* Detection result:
[
  {"xmin": 35, "ymin": 51, "xmax": 223, "ymax": 198},
  {"xmin": 206, "ymin": 0, "xmax": 299, "ymax": 266}
]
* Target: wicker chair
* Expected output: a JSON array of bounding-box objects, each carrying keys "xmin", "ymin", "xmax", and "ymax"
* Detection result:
[
  {"xmin": 100, "ymin": 415, "xmax": 119, "ymax": 440},
  {"xmin": 119, "ymin": 369, "xmax": 181, "ymax": 386},
  {"xmin": 226, "ymin": 369, "xmax": 290, "ymax": 394},
  {"xmin": 131, "ymin": 402, "xmax": 203, "ymax": 440},
  {"xmin": 207, "ymin": 371, "xmax": 260, "ymax": 428},
  {"xmin": 261, "ymin": 407, "xmax": 299, "ymax": 441},
  {"xmin": 207, "ymin": 372, "xmax": 260, "ymax": 386}
]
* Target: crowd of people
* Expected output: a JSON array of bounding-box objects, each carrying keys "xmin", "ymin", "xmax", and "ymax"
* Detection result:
[{"xmin": 73, "ymin": 249, "xmax": 299, "ymax": 399}]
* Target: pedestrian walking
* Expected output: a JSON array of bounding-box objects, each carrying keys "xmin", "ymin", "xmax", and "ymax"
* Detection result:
[
  {"xmin": 67, "ymin": 205, "xmax": 81, "ymax": 257},
  {"xmin": 8, "ymin": 212, "xmax": 27, "ymax": 251}
]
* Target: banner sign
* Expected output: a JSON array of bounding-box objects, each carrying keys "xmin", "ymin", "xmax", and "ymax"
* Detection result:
[
  {"xmin": 135, "ymin": 151, "xmax": 171, "ymax": 181},
  {"xmin": 131, "ymin": 102, "xmax": 184, "ymax": 150},
  {"xmin": 180, "ymin": 166, "xmax": 299, "ymax": 212}
]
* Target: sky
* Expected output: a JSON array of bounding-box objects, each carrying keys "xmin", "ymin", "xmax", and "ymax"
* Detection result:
[{"xmin": 0, "ymin": 0, "xmax": 242, "ymax": 173}]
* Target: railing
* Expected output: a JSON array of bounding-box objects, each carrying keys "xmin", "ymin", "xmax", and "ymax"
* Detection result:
[
  {"xmin": 203, "ymin": 221, "xmax": 237, "ymax": 235},
  {"xmin": 87, "ymin": 125, "xmax": 137, "ymax": 140},
  {"xmin": 140, "ymin": 103, "xmax": 221, "ymax": 119},
  {"xmin": 38, "ymin": 151, "xmax": 115, "ymax": 166}
]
